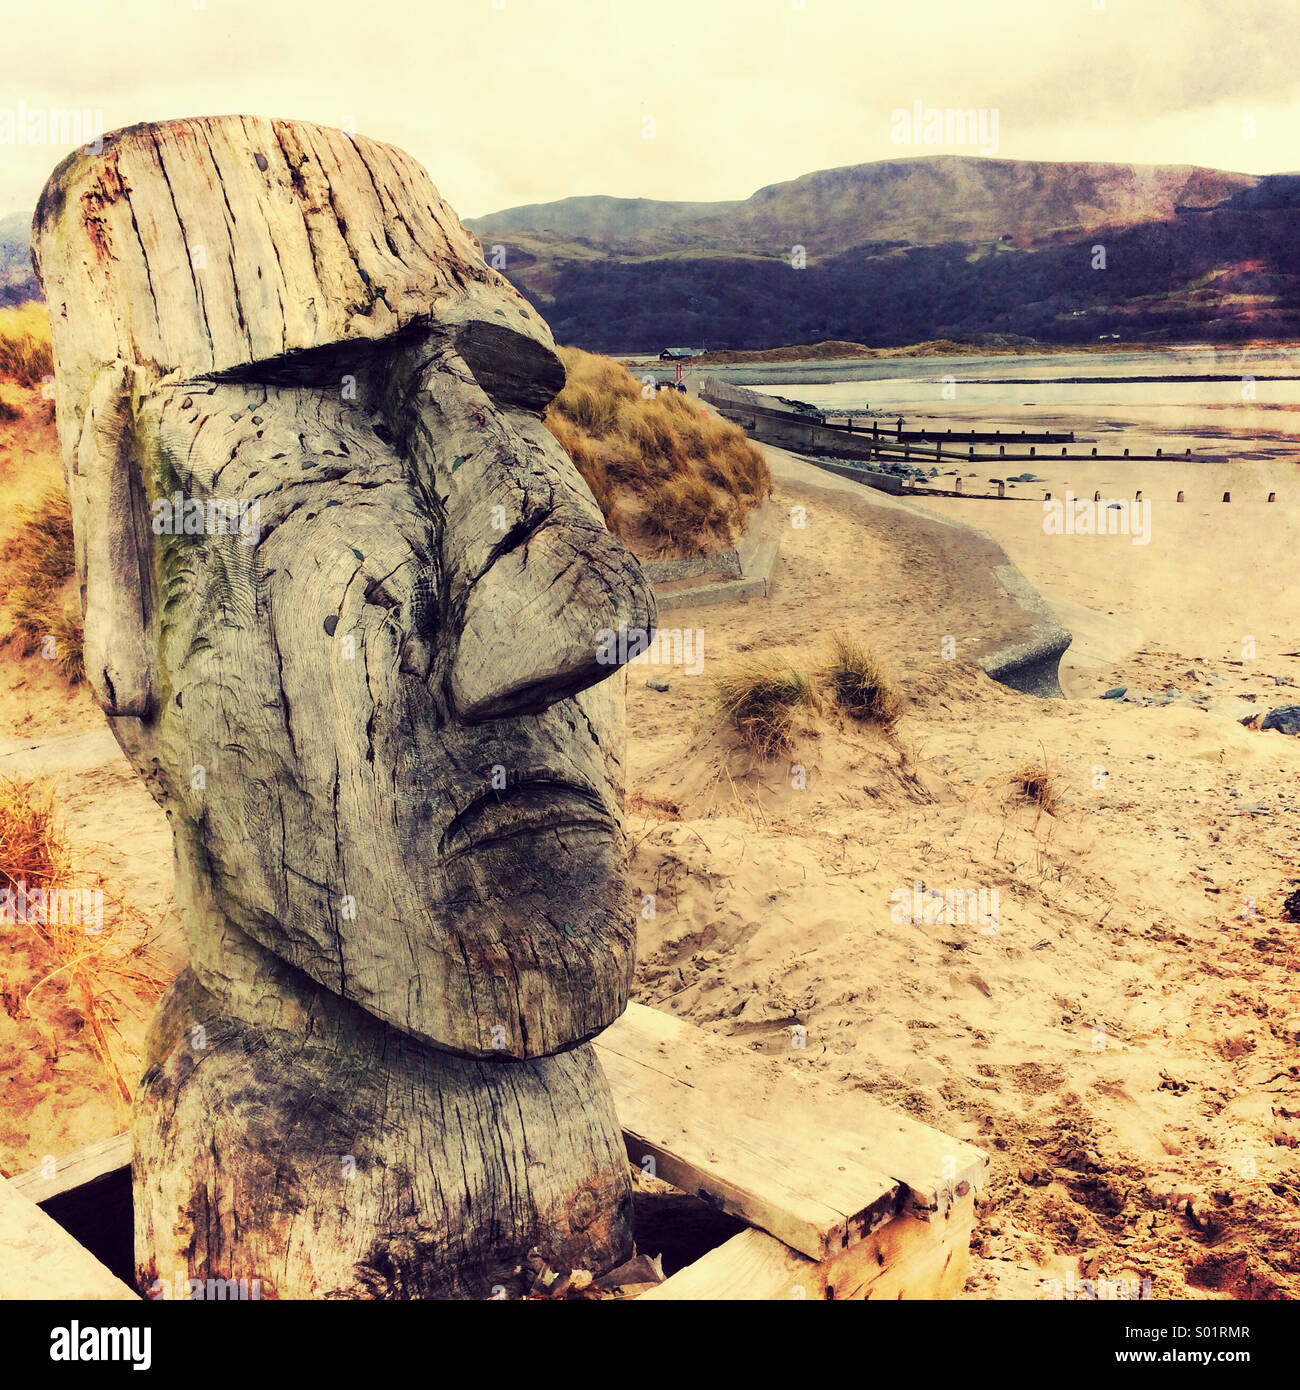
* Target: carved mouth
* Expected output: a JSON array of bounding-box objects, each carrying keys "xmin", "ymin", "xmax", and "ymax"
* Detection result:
[{"xmin": 439, "ymin": 778, "xmax": 613, "ymax": 860}]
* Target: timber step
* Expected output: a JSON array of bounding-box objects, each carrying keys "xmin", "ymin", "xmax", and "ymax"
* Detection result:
[
  {"xmin": 11, "ymin": 1131, "xmax": 133, "ymax": 1207},
  {"xmin": 594, "ymin": 1002, "xmax": 988, "ymax": 1298}
]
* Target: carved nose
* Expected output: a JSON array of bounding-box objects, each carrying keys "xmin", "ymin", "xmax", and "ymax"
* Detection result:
[{"xmin": 450, "ymin": 516, "xmax": 656, "ymax": 722}]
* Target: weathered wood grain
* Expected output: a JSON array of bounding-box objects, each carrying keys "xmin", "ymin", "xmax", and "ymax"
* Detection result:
[
  {"xmin": 33, "ymin": 116, "xmax": 656, "ymax": 1297},
  {"xmin": 597, "ymin": 1041, "xmax": 902, "ymax": 1261},
  {"xmin": 639, "ymin": 1193, "xmax": 976, "ymax": 1301},
  {"xmin": 595, "ymin": 1003, "xmax": 988, "ymax": 1238},
  {"xmin": 133, "ymin": 966, "xmax": 633, "ymax": 1300},
  {"xmin": 111, "ymin": 368, "xmax": 648, "ymax": 1059},
  {"xmin": 33, "ymin": 117, "xmax": 554, "ymax": 429},
  {"xmin": 11, "ymin": 1132, "xmax": 132, "ymax": 1207}
]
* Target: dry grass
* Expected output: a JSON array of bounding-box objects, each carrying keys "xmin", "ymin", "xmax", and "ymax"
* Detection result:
[
  {"xmin": 643, "ymin": 472, "xmax": 732, "ymax": 541},
  {"xmin": 0, "ymin": 775, "xmax": 67, "ymax": 895},
  {"xmin": 0, "ymin": 302, "xmax": 53, "ymax": 387},
  {"xmin": 1009, "ymin": 760, "xmax": 1060, "ymax": 816},
  {"xmin": 0, "ymin": 481, "xmax": 83, "ymax": 681},
  {"xmin": 46, "ymin": 605, "xmax": 86, "ymax": 685},
  {"xmin": 0, "ymin": 776, "xmax": 167, "ymax": 1103},
  {"xmin": 711, "ymin": 635, "xmax": 904, "ymax": 761},
  {"xmin": 714, "ymin": 660, "xmax": 817, "ymax": 759},
  {"xmin": 626, "ymin": 789, "xmax": 682, "ymax": 820},
  {"xmin": 823, "ymin": 632, "xmax": 903, "ymax": 726},
  {"xmin": 545, "ymin": 345, "xmax": 770, "ymax": 556}
]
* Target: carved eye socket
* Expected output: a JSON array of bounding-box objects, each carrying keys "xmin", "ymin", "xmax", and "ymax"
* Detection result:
[
  {"xmin": 454, "ymin": 321, "xmax": 565, "ymax": 414},
  {"xmin": 195, "ymin": 320, "xmax": 565, "ymax": 418},
  {"xmin": 207, "ymin": 337, "xmax": 393, "ymax": 393}
]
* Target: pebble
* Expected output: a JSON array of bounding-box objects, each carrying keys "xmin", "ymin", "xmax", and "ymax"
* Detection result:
[
  {"xmin": 1187, "ymin": 1196, "xmax": 1222, "ymax": 1235},
  {"xmin": 1261, "ymin": 704, "xmax": 1300, "ymax": 735},
  {"xmin": 645, "ymin": 678, "xmax": 670, "ymax": 693},
  {"xmin": 1102, "ymin": 686, "xmax": 1127, "ymax": 700}
]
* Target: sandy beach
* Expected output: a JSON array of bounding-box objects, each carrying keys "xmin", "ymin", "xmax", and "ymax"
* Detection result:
[{"xmin": 616, "ymin": 379, "xmax": 1300, "ymax": 1299}]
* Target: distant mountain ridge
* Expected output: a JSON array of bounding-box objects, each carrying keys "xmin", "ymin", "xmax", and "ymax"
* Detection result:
[
  {"xmin": 470, "ymin": 158, "xmax": 1255, "ymax": 254},
  {"xmin": 465, "ymin": 156, "xmax": 1300, "ymax": 351},
  {"xmin": 0, "ymin": 211, "xmax": 38, "ymax": 306},
  {"xmin": 469, "ymin": 194, "xmax": 736, "ymax": 242}
]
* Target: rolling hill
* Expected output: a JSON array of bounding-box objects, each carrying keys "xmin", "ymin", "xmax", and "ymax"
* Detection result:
[
  {"xmin": 465, "ymin": 157, "xmax": 1300, "ymax": 352},
  {"xmin": 471, "ymin": 158, "xmax": 1252, "ymax": 253}
]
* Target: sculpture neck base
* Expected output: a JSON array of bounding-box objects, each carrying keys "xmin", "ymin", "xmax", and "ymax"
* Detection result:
[{"xmin": 134, "ymin": 967, "xmax": 633, "ymax": 1299}]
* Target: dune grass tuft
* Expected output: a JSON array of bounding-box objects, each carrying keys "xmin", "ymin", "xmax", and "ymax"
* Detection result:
[
  {"xmin": 47, "ymin": 605, "xmax": 85, "ymax": 685},
  {"xmin": 545, "ymin": 345, "xmax": 770, "ymax": 556},
  {"xmin": 1010, "ymin": 760, "xmax": 1059, "ymax": 816},
  {"xmin": 643, "ymin": 472, "xmax": 732, "ymax": 541},
  {"xmin": 0, "ymin": 303, "xmax": 53, "ymax": 387},
  {"xmin": 714, "ymin": 660, "xmax": 817, "ymax": 759},
  {"xmin": 0, "ymin": 774, "xmax": 67, "ymax": 897},
  {"xmin": 0, "ymin": 775, "xmax": 166, "ymax": 1102},
  {"xmin": 0, "ymin": 481, "xmax": 83, "ymax": 681},
  {"xmin": 823, "ymin": 632, "xmax": 903, "ymax": 725}
]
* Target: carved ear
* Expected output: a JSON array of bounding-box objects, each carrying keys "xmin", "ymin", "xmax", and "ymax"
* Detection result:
[{"xmin": 72, "ymin": 362, "xmax": 158, "ymax": 718}]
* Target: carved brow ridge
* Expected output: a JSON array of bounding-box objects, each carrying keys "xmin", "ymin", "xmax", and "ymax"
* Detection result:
[
  {"xmin": 190, "ymin": 318, "xmax": 441, "ymax": 388},
  {"xmin": 185, "ymin": 317, "xmax": 562, "ymax": 415}
]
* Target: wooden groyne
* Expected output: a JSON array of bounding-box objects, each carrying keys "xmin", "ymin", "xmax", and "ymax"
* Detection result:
[
  {"xmin": 698, "ymin": 376, "xmax": 1230, "ymax": 469},
  {"xmin": 823, "ymin": 418, "xmax": 1075, "ymax": 446}
]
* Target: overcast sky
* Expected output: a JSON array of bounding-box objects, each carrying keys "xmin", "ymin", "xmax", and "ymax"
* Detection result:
[{"xmin": 2, "ymin": 0, "xmax": 1298, "ymax": 223}]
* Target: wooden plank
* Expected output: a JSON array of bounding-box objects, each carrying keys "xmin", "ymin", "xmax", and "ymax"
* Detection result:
[
  {"xmin": 638, "ymin": 1228, "xmax": 822, "ymax": 1301},
  {"xmin": 0, "ymin": 1175, "xmax": 137, "ymax": 1300},
  {"xmin": 597, "ymin": 1004, "xmax": 987, "ymax": 1224},
  {"xmin": 10, "ymin": 1131, "xmax": 132, "ymax": 1206},
  {"xmin": 826, "ymin": 1192, "xmax": 975, "ymax": 1301},
  {"xmin": 598, "ymin": 1045, "xmax": 901, "ymax": 1260},
  {"xmin": 640, "ymin": 1192, "xmax": 976, "ymax": 1302},
  {"xmin": 781, "ymin": 1096, "xmax": 986, "ymax": 1220}
]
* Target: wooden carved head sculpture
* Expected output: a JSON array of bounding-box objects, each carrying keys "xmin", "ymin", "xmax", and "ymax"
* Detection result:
[{"xmin": 32, "ymin": 117, "xmax": 656, "ymax": 1298}]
